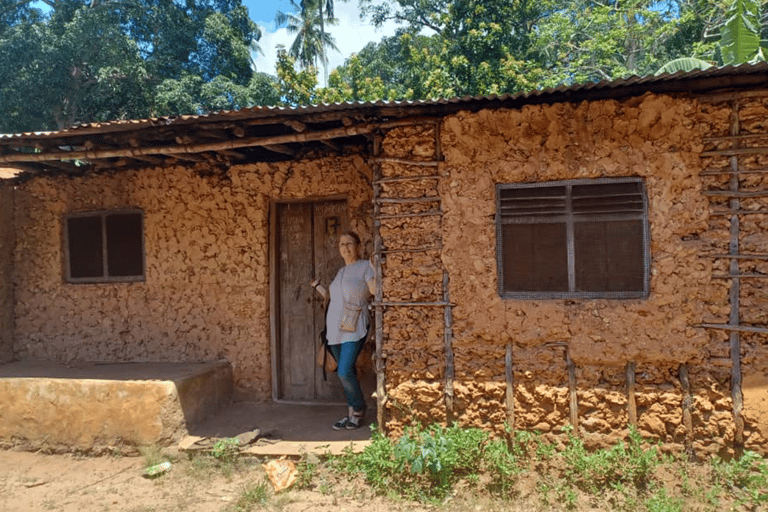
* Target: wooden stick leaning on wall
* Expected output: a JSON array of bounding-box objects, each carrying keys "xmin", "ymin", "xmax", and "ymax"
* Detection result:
[{"xmin": 372, "ymin": 132, "xmax": 386, "ymax": 431}]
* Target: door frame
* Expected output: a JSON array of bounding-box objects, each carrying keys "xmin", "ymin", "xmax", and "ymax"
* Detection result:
[{"xmin": 269, "ymin": 195, "xmax": 348, "ymax": 404}]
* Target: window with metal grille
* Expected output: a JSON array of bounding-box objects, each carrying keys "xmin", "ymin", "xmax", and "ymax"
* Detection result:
[
  {"xmin": 65, "ymin": 210, "xmax": 145, "ymax": 283},
  {"xmin": 496, "ymin": 178, "xmax": 649, "ymax": 299}
]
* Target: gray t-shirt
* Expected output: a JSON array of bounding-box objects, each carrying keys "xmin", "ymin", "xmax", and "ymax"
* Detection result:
[{"xmin": 326, "ymin": 259, "xmax": 374, "ymax": 345}]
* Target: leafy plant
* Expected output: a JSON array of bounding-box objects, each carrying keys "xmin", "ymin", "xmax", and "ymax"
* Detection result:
[
  {"xmin": 230, "ymin": 478, "xmax": 270, "ymax": 511},
  {"xmin": 211, "ymin": 437, "xmax": 241, "ymax": 464},
  {"xmin": 348, "ymin": 423, "xmax": 489, "ymax": 501},
  {"xmin": 562, "ymin": 426, "xmax": 659, "ymax": 492},
  {"xmin": 711, "ymin": 450, "xmax": 768, "ymax": 506}
]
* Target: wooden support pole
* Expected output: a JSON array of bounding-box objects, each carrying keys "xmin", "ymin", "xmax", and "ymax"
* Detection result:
[
  {"xmin": 372, "ymin": 133, "xmax": 386, "ymax": 432},
  {"xmin": 443, "ymin": 271, "xmax": 454, "ymax": 423},
  {"xmin": 505, "ymin": 343, "xmax": 515, "ymax": 430},
  {"xmin": 728, "ymin": 100, "xmax": 745, "ymax": 449},
  {"xmin": 679, "ymin": 364, "xmax": 695, "ymax": 460},
  {"xmin": 698, "ymin": 323, "xmax": 768, "ymax": 334},
  {"xmin": 626, "ymin": 362, "xmax": 637, "ymax": 427},
  {"xmin": 567, "ymin": 348, "xmax": 579, "ymax": 431}
]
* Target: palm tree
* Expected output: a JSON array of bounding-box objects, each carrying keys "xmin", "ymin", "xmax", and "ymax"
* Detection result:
[{"xmin": 276, "ymin": 0, "xmax": 339, "ymax": 78}]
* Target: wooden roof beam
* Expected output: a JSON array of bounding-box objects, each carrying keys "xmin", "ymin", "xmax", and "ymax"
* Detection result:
[
  {"xmin": 263, "ymin": 144, "xmax": 295, "ymax": 155},
  {"xmin": 284, "ymin": 119, "xmax": 306, "ymax": 132},
  {"xmin": 0, "ymin": 117, "xmax": 427, "ymax": 164},
  {"xmin": 321, "ymin": 140, "xmax": 341, "ymax": 151}
]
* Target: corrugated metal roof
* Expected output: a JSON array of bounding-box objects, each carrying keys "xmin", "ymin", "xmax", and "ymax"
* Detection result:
[{"xmin": 2, "ymin": 63, "xmax": 768, "ymax": 140}]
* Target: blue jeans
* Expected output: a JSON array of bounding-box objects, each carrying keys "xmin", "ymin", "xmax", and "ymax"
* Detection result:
[{"xmin": 329, "ymin": 337, "xmax": 366, "ymax": 412}]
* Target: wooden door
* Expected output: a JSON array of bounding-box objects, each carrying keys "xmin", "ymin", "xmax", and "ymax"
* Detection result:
[{"xmin": 276, "ymin": 200, "xmax": 347, "ymax": 402}]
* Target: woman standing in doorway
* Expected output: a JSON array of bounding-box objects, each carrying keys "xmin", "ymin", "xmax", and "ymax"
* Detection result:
[{"xmin": 311, "ymin": 231, "xmax": 374, "ymax": 430}]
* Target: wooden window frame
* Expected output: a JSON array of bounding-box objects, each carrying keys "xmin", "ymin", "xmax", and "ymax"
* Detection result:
[
  {"xmin": 496, "ymin": 177, "xmax": 650, "ymax": 300},
  {"xmin": 64, "ymin": 209, "xmax": 146, "ymax": 284}
]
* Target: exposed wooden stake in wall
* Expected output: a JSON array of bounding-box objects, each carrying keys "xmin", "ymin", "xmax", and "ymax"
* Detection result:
[
  {"xmin": 372, "ymin": 133, "xmax": 386, "ymax": 431},
  {"xmin": 728, "ymin": 100, "xmax": 745, "ymax": 449},
  {"xmin": 626, "ymin": 362, "xmax": 637, "ymax": 427},
  {"xmin": 505, "ymin": 343, "xmax": 515, "ymax": 429},
  {"xmin": 679, "ymin": 364, "xmax": 695, "ymax": 460},
  {"xmin": 567, "ymin": 348, "xmax": 579, "ymax": 431},
  {"xmin": 443, "ymin": 271, "xmax": 454, "ymax": 422}
]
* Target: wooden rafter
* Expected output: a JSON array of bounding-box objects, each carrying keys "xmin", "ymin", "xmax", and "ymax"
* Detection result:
[
  {"xmin": 263, "ymin": 144, "xmax": 294, "ymax": 156},
  {"xmin": 0, "ymin": 118, "xmax": 425, "ymax": 165}
]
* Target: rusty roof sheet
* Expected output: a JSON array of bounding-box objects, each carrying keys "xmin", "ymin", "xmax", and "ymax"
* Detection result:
[{"xmin": 2, "ymin": 63, "xmax": 768, "ymax": 140}]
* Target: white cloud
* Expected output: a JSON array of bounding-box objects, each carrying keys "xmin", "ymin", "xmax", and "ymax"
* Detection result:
[{"xmin": 252, "ymin": 2, "xmax": 400, "ymax": 85}]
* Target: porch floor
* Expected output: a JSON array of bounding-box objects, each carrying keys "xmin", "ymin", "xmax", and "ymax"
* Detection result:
[
  {"xmin": 0, "ymin": 360, "xmax": 372, "ymax": 456},
  {"xmin": 187, "ymin": 401, "xmax": 374, "ymax": 456}
]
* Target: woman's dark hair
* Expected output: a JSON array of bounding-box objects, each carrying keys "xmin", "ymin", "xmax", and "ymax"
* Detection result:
[{"xmin": 342, "ymin": 231, "xmax": 361, "ymax": 245}]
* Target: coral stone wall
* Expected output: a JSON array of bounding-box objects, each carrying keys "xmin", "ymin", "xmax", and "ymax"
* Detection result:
[
  {"xmin": 0, "ymin": 183, "xmax": 14, "ymax": 362},
  {"xmin": 378, "ymin": 93, "xmax": 767, "ymax": 456},
  {"xmin": 12, "ymin": 155, "xmax": 372, "ymax": 399},
  {"xmin": 698, "ymin": 96, "xmax": 768, "ymax": 454}
]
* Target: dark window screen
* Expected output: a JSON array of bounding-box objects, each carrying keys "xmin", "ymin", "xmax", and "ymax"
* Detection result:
[
  {"xmin": 106, "ymin": 213, "xmax": 144, "ymax": 277},
  {"xmin": 574, "ymin": 220, "xmax": 644, "ymax": 292},
  {"xmin": 497, "ymin": 179, "xmax": 648, "ymax": 299},
  {"xmin": 67, "ymin": 216, "xmax": 104, "ymax": 279},
  {"xmin": 66, "ymin": 211, "xmax": 144, "ymax": 282},
  {"xmin": 502, "ymin": 223, "xmax": 568, "ymax": 292}
]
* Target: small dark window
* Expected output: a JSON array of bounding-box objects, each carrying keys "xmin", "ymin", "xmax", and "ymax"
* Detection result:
[
  {"xmin": 65, "ymin": 210, "xmax": 145, "ymax": 283},
  {"xmin": 496, "ymin": 178, "xmax": 649, "ymax": 299}
]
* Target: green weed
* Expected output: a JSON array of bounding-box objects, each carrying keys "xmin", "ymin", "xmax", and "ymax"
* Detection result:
[
  {"xmin": 562, "ymin": 425, "xmax": 659, "ymax": 492},
  {"xmin": 230, "ymin": 478, "xmax": 270, "ymax": 512},
  {"xmin": 211, "ymin": 437, "xmax": 240, "ymax": 463},
  {"xmin": 644, "ymin": 486, "xmax": 684, "ymax": 512},
  {"xmin": 348, "ymin": 423, "xmax": 489, "ymax": 501},
  {"xmin": 711, "ymin": 450, "xmax": 768, "ymax": 507}
]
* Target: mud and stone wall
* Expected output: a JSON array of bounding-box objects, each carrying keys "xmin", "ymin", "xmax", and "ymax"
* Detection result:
[
  {"xmin": 697, "ymin": 96, "xmax": 768, "ymax": 454},
  {"xmin": 12, "ymin": 155, "xmax": 372, "ymax": 400},
  {"xmin": 0, "ymin": 183, "xmax": 14, "ymax": 363},
  {"xmin": 377, "ymin": 93, "xmax": 768, "ymax": 456}
]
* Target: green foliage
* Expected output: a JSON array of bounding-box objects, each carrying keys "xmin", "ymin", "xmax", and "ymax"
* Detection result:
[
  {"xmin": 276, "ymin": 0, "xmax": 340, "ymax": 71},
  {"xmin": 231, "ymin": 478, "xmax": 271, "ymax": 511},
  {"xmin": 348, "ymin": 423, "xmax": 490, "ymax": 501},
  {"xmin": 710, "ymin": 450, "xmax": 768, "ymax": 506},
  {"xmin": 720, "ymin": 0, "xmax": 766, "ymax": 64},
  {"xmin": 275, "ymin": 46, "xmax": 319, "ymax": 106},
  {"xmin": 0, "ymin": 0, "xmax": 266, "ymax": 132},
  {"xmin": 562, "ymin": 426, "xmax": 660, "ymax": 492},
  {"xmin": 644, "ymin": 486, "xmax": 684, "ymax": 512},
  {"xmin": 294, "ymin": 451, "xmax": 320, "ymax": 489},
  {"xmin": 211, "ymin": 437, "xmax": 241, "ymax": 464}
]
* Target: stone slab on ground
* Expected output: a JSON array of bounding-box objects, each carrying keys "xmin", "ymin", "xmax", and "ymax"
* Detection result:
[{"xmin": 0, "ymin": 360, "xmax": 233, "ymax": 452}]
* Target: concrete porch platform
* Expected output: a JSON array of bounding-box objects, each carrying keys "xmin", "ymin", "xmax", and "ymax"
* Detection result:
[
  {"xmin": 186, "ymin": 401, "xmax": 374, "ymax": 456},
  {"xmin": 0, "ymin": 360, "xmax": 233, "ymax": 452},
  {"xmin": 0, "ymin": 360, "xmax": 374, "ymax": 456}
]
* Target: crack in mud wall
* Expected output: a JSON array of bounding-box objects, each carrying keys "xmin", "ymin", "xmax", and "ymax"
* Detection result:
[{"xmin": 12, "ymin": 155, "xmax": 372, "ymax": 400}]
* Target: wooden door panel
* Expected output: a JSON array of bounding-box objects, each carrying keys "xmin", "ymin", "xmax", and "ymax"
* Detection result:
[
  {"xmin": 312, "ymin": 201, "xmax": 347, "ymax": 401},
  {"xmin": 276, "ymin": 200, "xmax": 347, "ymax": 402}
]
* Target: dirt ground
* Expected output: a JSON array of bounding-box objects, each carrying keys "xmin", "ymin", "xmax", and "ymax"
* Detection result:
[{"xmin": 0, "ymin": 448, "xmax": 439, "ymax": 512}]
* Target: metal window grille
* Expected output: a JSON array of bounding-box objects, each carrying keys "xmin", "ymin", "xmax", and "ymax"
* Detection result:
[
  {"xmin": 65, "ymin": 210, "xmax": 145, "ymax": 283},
  {"xmin": 496, "ymin": 177, "xmax": 650, "ymax": 300}
]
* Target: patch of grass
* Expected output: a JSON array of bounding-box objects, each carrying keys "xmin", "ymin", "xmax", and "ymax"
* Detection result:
[
  {"xmin": 294, "ymin": 450, "xmax": 320, "ymax": 490},
  {"xmin": 711, "ymin": 450, "xmax": 768, "ymax": 507},
  {"xmin": 561, "ymin": 425, "xmax": 659, "ymax": 493},
  {"xmin": 230, "ymin": 478, "xmax": 270, "ymax": 512},
  {"xmin": 346, "ymin": 423, "xmax": 489, "ymax": 501},
  {"xmin": 644, "ymin": 486, "xmax": 684, "ymax": 512}
]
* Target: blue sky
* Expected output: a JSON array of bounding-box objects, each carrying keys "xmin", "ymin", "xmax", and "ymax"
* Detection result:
[{"xmin": 245, "ymin": 0, "xmax": 291, "ymax": 29}]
